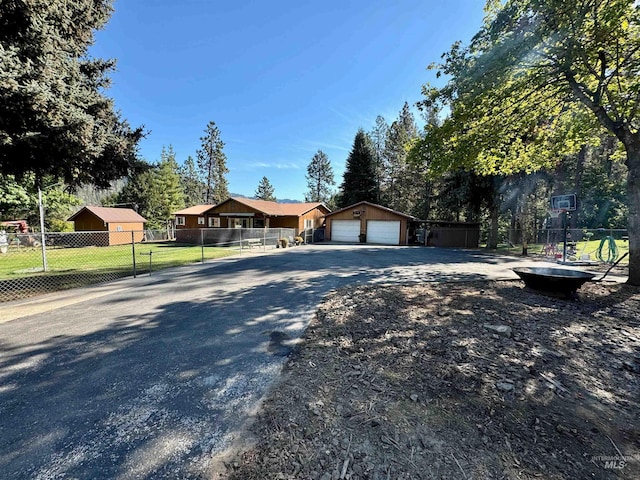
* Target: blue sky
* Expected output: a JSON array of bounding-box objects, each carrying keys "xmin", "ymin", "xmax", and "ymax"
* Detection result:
[{"xmin": 92, "ymin": 0, "xmax": 486, "ymax": 201}]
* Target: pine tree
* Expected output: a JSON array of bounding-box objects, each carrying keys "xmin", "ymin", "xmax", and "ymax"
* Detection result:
[
  {"xmin": 305, "ymin": 150, "xmax": 335, "ymax": 203},
  {"xmin": 0, "ymin": 0, "xmax": 144, "ymax": 188},
  {"xmin": 382, "ymin": 102, "xmax": 421, "ymax": 213},
  {"xmin": 197, "ymin": 121, "xmax": 229, "ymax": 204},
  {"xmin": 368, "ymin": 116, "xmax": 389, "ymax": 203},
  {"xmin": 179, "ymin": 156, "xmax": 206, "ymax": 206},
  {"xmin": 157, "ymin": 146, "xmax": 184, "ymax": 223},
  {"xmin": 338, "ymin": 130, "xmax": 377, "ymax": 207},
  {"xmin": 255, "ymin": 176, "xmax": 276, "ymax": 201}
]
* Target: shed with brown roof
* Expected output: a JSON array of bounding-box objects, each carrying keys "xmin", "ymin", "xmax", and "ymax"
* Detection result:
[{"xmin": 68, "ymin": 206, "xmax": 147, "ymax": 245}]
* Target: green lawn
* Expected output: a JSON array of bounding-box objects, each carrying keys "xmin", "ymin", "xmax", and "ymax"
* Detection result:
[
  {"xmin": 485, "ymin": 238, "xmax": 630, "ymax": 264},
  {"xmin": 0, "ymin": 242, "xmax": 239, "ymax": 280}
]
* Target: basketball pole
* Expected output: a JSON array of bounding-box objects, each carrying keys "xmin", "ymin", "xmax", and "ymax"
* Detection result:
[{"xmin": 562, "ymin": 210, "xmax": 568, "ymax": 263}]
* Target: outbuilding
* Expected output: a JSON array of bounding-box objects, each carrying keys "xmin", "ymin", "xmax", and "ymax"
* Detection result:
[
  {"xmin": 426, "ymin": 220, "xmax": 480, "ymax": 248},
  {"xmin": 68, "ymin": 206, "xmax": 147, "ymax": 245},
  {"xmin": 324, "ymin": 201, "xmax": 415, "ymax": 245}
]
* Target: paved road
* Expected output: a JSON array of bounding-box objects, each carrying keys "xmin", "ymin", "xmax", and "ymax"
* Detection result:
[{"xmin": 0, "ymin": 245, "xmax": 561, "ymax": 479}]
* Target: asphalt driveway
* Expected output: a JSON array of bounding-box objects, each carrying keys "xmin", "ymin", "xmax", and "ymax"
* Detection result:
[{"xmin": 0, "ymin": 245, "xmax": 560, "ymax": 479}]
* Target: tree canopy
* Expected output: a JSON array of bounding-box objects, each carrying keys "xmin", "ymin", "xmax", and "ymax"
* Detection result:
[
  {"xmin": 0, "ymin": 0, "xmax": 144, "ymax": 188},
  {"xmin": 305, "ymin": 150, "xmax": 334, "ymax": 203},
  {"xmin": 197, "ymin": 121, "xmax": 229, "ymax": 204},
  {"xmin": 417, "ymin": 0, "xmax": 640, "ymax": 284},
  {"xmin": 338, "ymin": 130, "xmax": 378, "ymax": 207},
  {"xmin": 255, "ymin": 176, "xmax": 276, "ymax": 201}
]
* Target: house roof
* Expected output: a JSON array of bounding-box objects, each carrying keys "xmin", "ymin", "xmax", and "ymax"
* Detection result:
[
  {"xmin": 173, "ymin": 205, "xmax": 216, "ymax": 215},
  {"xmin": 324, "ymin": 201, "xmax": 415, "ymax": 219},
  {"xmin": 68, "ymin": 206, "xmax": 147, "ymax": 223},
  {"xmin": 220, "ymin": 197, "xmax": 329, "ymax": 216}
]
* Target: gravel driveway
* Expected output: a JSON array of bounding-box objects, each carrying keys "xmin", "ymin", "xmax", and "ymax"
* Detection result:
[{"xmin": 0, "ymin": 245, "xmax": 572, "ymax": 478}]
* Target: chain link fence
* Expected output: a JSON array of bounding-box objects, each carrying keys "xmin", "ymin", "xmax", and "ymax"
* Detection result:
[
  {"xmin": 483, "ymin": 227, "xmax": 629, "ymax": 263},
  {"xmin": 0, "ymin": 228, "xmax": 296, "ymax": 303}
]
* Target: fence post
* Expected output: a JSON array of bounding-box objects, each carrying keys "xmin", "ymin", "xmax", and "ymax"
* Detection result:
[
  {"xmin": 239, "ymin": 228, "xmax": 243, "ymax": 254},
  {"xmin": 263, "ymin": 227, "xmax": 267, "ymax": 251},
  {"xmin": 131, "ymin": 231, "xmax": 137, "ymax": 278},
  {"xmin": 201, "ymin": 229, "xmax": 205, "ymax": 263}
]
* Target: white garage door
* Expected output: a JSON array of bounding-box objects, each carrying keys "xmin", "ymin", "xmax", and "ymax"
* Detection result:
[
  {"xmin": 331, "ymin": 220, "xmax": 360, "ymax": 242},
  {"xmin": 367, "ymin": 220, "xmax": 400, "ymax": 245}
]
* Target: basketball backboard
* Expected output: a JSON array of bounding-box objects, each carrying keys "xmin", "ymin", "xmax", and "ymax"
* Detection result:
[{"xmin": 550, "ymin": 194, "xmax": 577, "ymax": 211}]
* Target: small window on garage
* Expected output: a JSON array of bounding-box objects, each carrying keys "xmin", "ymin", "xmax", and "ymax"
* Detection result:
[{"xmin": 116, "ymin": 225, "xmax": 123, "ymax": 232}]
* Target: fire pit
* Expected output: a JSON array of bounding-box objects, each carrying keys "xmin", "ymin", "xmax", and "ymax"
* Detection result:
[{"xmin": 512, "ymin": 267, "xmax": 596, "ymax": 297}]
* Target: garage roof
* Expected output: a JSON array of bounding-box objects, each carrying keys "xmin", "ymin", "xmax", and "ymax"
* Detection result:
[{"xmin": 324, "ymin": 201, "xmax": 415, "ymax": 219}]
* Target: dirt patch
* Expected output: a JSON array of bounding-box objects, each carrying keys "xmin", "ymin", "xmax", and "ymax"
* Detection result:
[{"xmin": 220, "ymin": 280, "xmax": 640, "ymax": 479}]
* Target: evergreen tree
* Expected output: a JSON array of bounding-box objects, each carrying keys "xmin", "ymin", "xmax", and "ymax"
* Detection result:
[
  {"xmin": 255, "ymin": 176, "xmax": 276, "ymax": 201},
  {"xmin": 197, "ymin": 121, "xmax": 229, "ymax": 204},
  {"xmin": 0, "ymin": 0, "xmax": 144, "ymax": 188},
  {"xmin": 382, "ymin": 102, "xmax": 421, "ymax": 213},
  {"xmin": 114, "ymin": 148, "xmax": 184, "ymax": 229},
  {"xmin": 156, "ymin": 146, "xmax": 185, "ymax": 223},
  {"xmin": 338, "ymin": 130, "xmax": 377, "ymax": 207},
  {"xmin": 368, "ymin": 116, "xmax": 389, "ymax": 203},
  {"xmin": 304, "ymin": 150, "xmax": 335, "ymax": 203},
  {"xmin": 179, "ymin": 156, "xmax": 206, "ymax": 206}
]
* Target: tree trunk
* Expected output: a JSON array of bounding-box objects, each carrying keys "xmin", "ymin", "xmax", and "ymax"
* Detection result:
[
  {"xmin": 571, "ymin": 145, "xmax": 586, "ymax": 229},
  {"xmin": 487, "ymin": 198, "xmax": 499, "ymax": 249},
  {"xmin": 625, "ymin": 144, "xmax": 640, "ymax": 285}
]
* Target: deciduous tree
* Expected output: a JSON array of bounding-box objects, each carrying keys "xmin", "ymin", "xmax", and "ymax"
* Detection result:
[{"xmin": 420, "ymin": 0, "xmax": 640, "ymax": 284}]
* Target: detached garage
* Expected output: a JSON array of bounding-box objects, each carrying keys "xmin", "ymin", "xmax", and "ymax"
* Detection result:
[{"xmin": 325, "ymin": 202, "xmax": 414, "ymax": 245}]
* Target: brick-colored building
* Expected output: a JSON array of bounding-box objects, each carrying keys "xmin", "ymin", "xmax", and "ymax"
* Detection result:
[{"xmin": 68, "ymin": 206, "xmax": 147, "ymax": 245}]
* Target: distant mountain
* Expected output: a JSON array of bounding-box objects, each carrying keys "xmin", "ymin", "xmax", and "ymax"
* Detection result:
[{"xmin": 230, "ymin": 193, "xmax": 302, "ymax": 204}]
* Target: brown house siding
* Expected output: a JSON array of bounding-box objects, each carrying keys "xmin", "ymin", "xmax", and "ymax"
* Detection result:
[
  {"xmin": 108, "ymin": 223, "xmax": 145, "ymax": 245},
  {"xmin": 70, "ymin": 211, "xmax": 144, "ymax": 245},
  {"xmin": 326, "ymin": 203, "xmax": 410, "ymax": 245},
  {"xmin": 72, "ymin": 213, "xmax": 105, "ymax": 231},
  {"xmin": 176, "ymin": 200, "xmax": 330, "ymax": 235}
]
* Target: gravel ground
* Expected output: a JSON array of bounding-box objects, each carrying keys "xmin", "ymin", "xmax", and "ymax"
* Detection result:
[{"xmin": 219, "ymin": 279, "xmax": 640, "ymax": 480}]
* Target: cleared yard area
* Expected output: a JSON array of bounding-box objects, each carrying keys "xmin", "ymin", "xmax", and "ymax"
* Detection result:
[{"xmin": 0, "ymin": 243, "xmax": 239, "ymax": 301}]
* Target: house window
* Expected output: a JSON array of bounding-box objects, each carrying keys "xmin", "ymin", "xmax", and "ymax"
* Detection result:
[
  {"xmin": 304, "ymin": 219, "xmax": 314, "ymax": 230},
  {"xmin": 208, "ymin": 217, "xmax": 220, "ymax": 227},
  {"xmin": 176, "ymin": 216, "xmax": 185, "ymax": 226},
  {"xmin": 230, "ymin": 218, "xmax": 252, "ymax": 228},
  {"xmin": 198, "ymin": 217, "xmax": 205, "ymax": 225}
]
